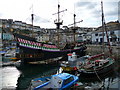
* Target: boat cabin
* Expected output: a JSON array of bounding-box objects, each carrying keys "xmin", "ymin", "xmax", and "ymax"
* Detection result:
[
  {"xmin": 89, "ymin": 59, "xmax": 109, "ymax": 67},
  {"xmin": 61, "ymin": 52, "xmax": 90, "ymax": 71},
  {"xmin": 32, "ymin": 73, "xmax": 78, "ymax": 90},
  {"xmin": 61, "ymin": 52, "xmax": 78, "ymax": 67},
  {"xmin": 50, "ymin": 73, "xmax": 78, "ymax": 89}
]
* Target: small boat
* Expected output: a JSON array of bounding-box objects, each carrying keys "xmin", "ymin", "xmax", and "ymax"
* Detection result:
[
  {"xmin": 13, "ymin": 60, "xmax": 21, "ymax": 67},
  {"xmin": 4, "ymin": 49, "xmax": 17, "ymax": 57},
  {"xmin": 4, "ymin": 53, "xmax": 15, "ymax": 57},
  {"xmin": 77, "ymin": 55, "xmax": 115, "ymax": 76},
  {"xmin": 61, "ymin": 52, "xmax": 114, "ymax": 77},
  {"xmin": 60, "ymin": 52, "xmax": 90, "ymax": 72},
  {"xmin": 77, "ymin": 1, "xmax": 115, "ymax": 77},
  {"xmin": 0, "ymin": 51, "xmax": 6, "ymax": 56},
  {"xmin": 30, "ymin": 73, "xmax": 79, "ymax": 90},
  {"xmin": 60, "ymin": 52, "xmax": 115, "ymax": 76}
]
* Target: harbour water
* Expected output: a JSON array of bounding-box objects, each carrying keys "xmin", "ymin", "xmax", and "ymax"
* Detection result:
[{"xmin": 1, "ymin": 56, "xmax": 120, "ymax": 90}]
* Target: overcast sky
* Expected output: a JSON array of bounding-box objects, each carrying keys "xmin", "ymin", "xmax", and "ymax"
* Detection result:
[{"xmin": 0, "ymin": 0, "xmax": 119, "ymax": 28}]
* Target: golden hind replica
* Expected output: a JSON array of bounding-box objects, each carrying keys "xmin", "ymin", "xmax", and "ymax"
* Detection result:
[{"xmin": 14, "ymin": 4, "xmax": 87, "ymax": 63}]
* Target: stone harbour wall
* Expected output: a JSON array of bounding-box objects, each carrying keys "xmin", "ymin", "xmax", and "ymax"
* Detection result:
[{"xmin": 86, "ymin": 45, "xmax": 120, "ymax": 60}]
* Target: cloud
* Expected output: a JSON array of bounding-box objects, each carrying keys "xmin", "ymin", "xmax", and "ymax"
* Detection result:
[
  {"xmin": 26, "ymin": 15, "xmax": 50, "ymax": 24},
  {"xmin": 76, "ymin": 1, "xmax": 98, "ymax": 9},
  {"xmin": 103, "ymin": 2, "xmax": 118, "ymax": 17},
  {"xmin": 0, "ymin": 0, "xmax": 119, "ymax": 28},
  {"xmin": 75, "ymin": 1, "xmax": 100, "ymax": 19},
  {"xmin": 105, "ymin": 10, "xmax": 118, "ymax": 16},
  {"xmin": 74, "ymin": 0, "xmax": 119, "ymax": 27},
  {"xmin": 34, "ymin": 15, "xmax": 50, "ymax": 23},
  {"xmin": 76, "ymin": 1, "xmax": 92, "ymax": 7},
  {"xmin": 0, "ymin": 13, "xmax": 2, "ymax": 17},
  {"xmin": 91, "ymin": 9, "xmax": 101, "ymax": 18},
  {"xmin": 76, "ymin": 1, "xmax": 118, "ymax": 18}
]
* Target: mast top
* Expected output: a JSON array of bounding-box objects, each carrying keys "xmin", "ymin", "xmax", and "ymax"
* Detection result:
[{"xmin": 54, "ymin": 4, "xmax": 67, "ymax": 29}]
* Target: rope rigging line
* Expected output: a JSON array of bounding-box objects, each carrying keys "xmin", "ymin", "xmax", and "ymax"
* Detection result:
[{"xmin": 94, "ymin": 68, "xmax": 102, "ymax": 82}]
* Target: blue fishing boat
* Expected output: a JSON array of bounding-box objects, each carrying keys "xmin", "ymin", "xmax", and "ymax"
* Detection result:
[{"xmin": 30, "ymin": 73, "xmax": 78, "ymax": 90}]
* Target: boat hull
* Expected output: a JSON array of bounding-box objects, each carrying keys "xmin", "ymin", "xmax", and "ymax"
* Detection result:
[
  {"xmin": 78, "ymin": 61, "xmax": 115, "ymax": 77},
  {"xmin": 14, "ymin": 33, "xmax": 86, "ymax": 63},
  {"xmin": 17, "ymin": 45, "xmax": 86, "ymax": 63}
]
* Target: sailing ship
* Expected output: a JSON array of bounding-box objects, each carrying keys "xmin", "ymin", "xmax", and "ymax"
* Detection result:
[
  {"xmin": 14, "ymin": 4, "xmax": 87, "ymax": 63},
  {"xmin": 77, "ymin": 1, "xmax": 115, "ymax": 76},
  {"xmin": 61, "ymin": 1, "xmax": 115, "ymax": 77}
]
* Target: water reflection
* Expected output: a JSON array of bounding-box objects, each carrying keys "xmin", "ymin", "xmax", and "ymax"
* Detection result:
[
  {"xmin": 2, "ymin": 67, "xmax": 21, "ymax": 89},
  {"xmin": 16, "ymin": 64, "xmax": 60, "ymax": 89},
  {"xmin": 77, "ymin": 60, "xmax": 120, "ymax": 90},
  {"xmin": 1, "ymin": 57, "xmax": 120, "ymax": 90}
]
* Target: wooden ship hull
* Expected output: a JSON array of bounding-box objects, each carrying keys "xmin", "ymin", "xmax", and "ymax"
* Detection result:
[
  {"xmin": 14, "ymin": 34, "xmax": 87, "ymax": 63},
  {"xmin": 13, "ymin": 3, "xmax": 87, "ymax": 63},
  {"xmin": 78, "ymin": 59, "xmax": 115, "ymax": 77}
]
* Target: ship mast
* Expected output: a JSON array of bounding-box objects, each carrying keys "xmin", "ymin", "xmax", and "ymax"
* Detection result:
[
  {"xmin": 53, "ymin": 4, "xmax": 67, "ymax": 47},
  {"xmin": 101, "ymin": 1, "xmax": 105, "ymax": 54},
  {"xmin": 55, "ymin": 4, "xmax": 62, "ymax": 47},
  {"xmin": 101, "ymin": 1, "xmax": 112, "ymax": 56},
  {"xmin": 31, "ymin": 14, "xmax": 34, "ymax": 36},
  {"xmin": 54, "ymin": 4, "xmax": 63, "ymax": 29},
  {"xmin": 73, "ymin": 14, "xmax": 77, "ymax": 43},
  {"xmin": 31, "ymin": 5, "xmax": 34, "ymax": 37},
  {"xmin": 68, "ymin": 14, "xmax": 83, "ymax": 44}
]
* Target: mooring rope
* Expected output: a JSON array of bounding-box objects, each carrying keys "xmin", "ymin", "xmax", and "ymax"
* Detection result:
[
  {"xmin": 94, "ymin": 68, "xmax": 102, "ymax": 82},
  {"xmin": 93, "ymin": 68, "xmax": 105, "ymax": 88}
]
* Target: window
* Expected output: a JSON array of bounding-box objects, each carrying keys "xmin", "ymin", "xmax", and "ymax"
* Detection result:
[
  {"xmin": 118, "ymin": 38, "xmax": 120, "ymax": 41},
  {"xmin": 58, "ymin": 80, "xmax": 62, "ymax": 84},
  {"xmin": 95, "ymin": 33, "xmax": 98, "ymax": 36},
  {"xmin": 96, "ymin": 39, "xmax": 98, "ymax": 42},
  {"xmin": 110, "ymin": 31, "xmax": 114, "ymax": 35},
  {"xmin": 99, "ymin": 34, "xmax": 103, "ymax": 36},
  {"xmin": 100, "ymin": 38, "xmax": 103, "ymax": 43},
  {"xmin": 63, "ymin": 77, "xmax": 74, "ymax": 86},
  {"xmin": 99, "ymin": 33, "xmax": 105, "ymax": 36},
  {"xmin": 110, "ymin": 38, "xmax": 112, "ymax": 42}
]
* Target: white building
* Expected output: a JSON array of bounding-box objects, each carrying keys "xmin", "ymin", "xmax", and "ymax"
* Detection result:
[{"xmin": 92, "ymin": 22, "xmax": 120, "ymax": 45}]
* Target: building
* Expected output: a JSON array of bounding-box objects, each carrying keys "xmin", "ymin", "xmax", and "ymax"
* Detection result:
[
  {"xmin": 0, "ymin": 19, "xmax": 41, "ymax": 32},
  {"xmin": 92, "ymin": 21, "xmax": 120, "ymax": 45},
  {"xmin": 76, "ymin": 27, "xmax": 96, "ymax": 42},
  {"xmin": 2, "ymin": 33, "xmax": 14, "ymax": 40}
]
